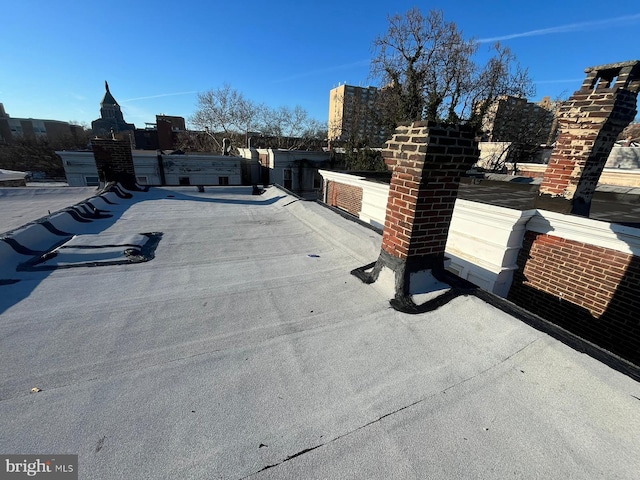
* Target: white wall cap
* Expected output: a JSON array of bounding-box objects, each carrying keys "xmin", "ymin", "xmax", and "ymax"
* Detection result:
[
  {"xmin": 453, "ymin": 199, "xmax": 536, "ymax": 228},
  {"xmin": 529, "ymin": 210, "xmax": 640, "ymax": 256},
  {"xmin": 361, "ymin": 181, "xmax": 390, "ymax": 196},
  {"xmin": 318, "ymin": 170, "xmax": 366, "ymax": 187}
]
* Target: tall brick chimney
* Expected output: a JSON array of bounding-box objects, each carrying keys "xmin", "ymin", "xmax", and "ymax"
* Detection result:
[
  {"xmin": 91, "ymin": 137, "xmax": 139, "ymax": 190},
  {"xmin": 352, "ymin": 121, "xmax": 479, "ymax": 312},
  {"xmin": 536, "ymin": 60, "xmax": 640, "ymax": 216}
]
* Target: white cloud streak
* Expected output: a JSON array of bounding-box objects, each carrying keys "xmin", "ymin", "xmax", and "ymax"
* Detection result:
[
  {"xmin": 272, "ymin": 59, "xmax": 370, "ymax": 83},
  {"xmin": 479, "ymin": 13, "xmax": 640, "ymax": 43},
  {"xmin": 534, "ymin": 78, "xmax": 584, "ymax": 84},
  {"xmin": 122, "ymin": 91, "xmax": 198, "ymax": 102}
]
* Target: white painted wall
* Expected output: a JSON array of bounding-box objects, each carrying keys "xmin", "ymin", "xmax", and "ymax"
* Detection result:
[
  {"xmin": 447, "ymin": 200, "xmax": 535, "ymax": 296},
  {"xmin": 58, "ymin": 151, "xmax": 242, "ymax": 186},
  {"xmin": 162, "ymin": 154, "xmax": 241, "ymax": 186},
  {"xmin": 58, "ymin": 151, "xmax": 99, "ymax": 186},
  {"xmin": 239, "ymin": 148, "xmax": 330, "ymax": 194}
]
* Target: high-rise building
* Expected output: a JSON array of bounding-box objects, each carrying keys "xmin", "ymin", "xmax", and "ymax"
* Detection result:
[
  {"xmin": 328, "ymin": 84, "xmax": 387, "ymax": 146},
  {"xmin": 480, "ymin": 95, "xmax": 559, "ymax": 145}
]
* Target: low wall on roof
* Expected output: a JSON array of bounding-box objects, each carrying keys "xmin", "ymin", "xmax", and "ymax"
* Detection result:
[
  {"xmin": 319, "ymin": 169, "xmax": 530, "ymax": 296},
  {"xmin": 508, "ymin": 212, "xmax": 640, "ymax": 365},
  {"xmin": 319, "ymin": 169, "xmax": 640, "ymax": 364}
]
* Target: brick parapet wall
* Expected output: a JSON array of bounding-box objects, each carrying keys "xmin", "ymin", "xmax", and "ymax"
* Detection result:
[
  {"xmin": 381, "ymin": 122, "xmax": 479, "ymax": 261},
  {"xmin": 326, "ymin": 181, "xmax": 363, "ymax": 216},
  {"xmin": 508, "ymin": 230, "xmax": 640, "ymax": 363}
]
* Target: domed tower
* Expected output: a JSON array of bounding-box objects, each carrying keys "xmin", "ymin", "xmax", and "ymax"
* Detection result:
[{"xmin": 91, "ymin": 81, "xmax": 135, "ymax": 136}]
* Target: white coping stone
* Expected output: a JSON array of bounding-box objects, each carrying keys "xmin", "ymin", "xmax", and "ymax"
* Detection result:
[
  {"xmin": 530, "ymin": 209, "xmax": 640, "ymax": 256},
  {"xmin": 318, "ymin": 170, "xmax": 367, "ymax": 188},
  {"xmin": 360, "ymin": 181, "xmax": 390, "ymax": 230}
]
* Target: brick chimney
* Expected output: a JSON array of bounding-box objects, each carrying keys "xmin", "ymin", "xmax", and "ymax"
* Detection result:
[
  {"xmin": 91, "ymin": 137, "xmax": 139, "ymax": 190},
  {"xmin": 352, "ymin": 121, "xmax": 479, "ymax": 312},
  {"xmin": 536, "ymin": 60, "xmax": 640, "ymax": 216}
]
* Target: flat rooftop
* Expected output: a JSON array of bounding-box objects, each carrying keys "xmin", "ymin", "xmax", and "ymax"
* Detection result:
[{"xmin": 1, "ymin": 186, "xmax": 639, "ymax": 479}]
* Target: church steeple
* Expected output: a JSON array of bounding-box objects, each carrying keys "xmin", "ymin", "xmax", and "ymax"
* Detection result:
[
  {"xmin": 101, "ymin": 80, "xmax": 119, "ymax": 109},
  {"xmin": 92, "ymin": 81, "xmax": 135, "ymax": 135}
]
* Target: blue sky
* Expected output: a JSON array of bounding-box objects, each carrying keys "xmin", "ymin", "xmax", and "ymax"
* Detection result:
[{"xmin": 1, "ymin": 0, "xmax": 639, "ymax": 129}]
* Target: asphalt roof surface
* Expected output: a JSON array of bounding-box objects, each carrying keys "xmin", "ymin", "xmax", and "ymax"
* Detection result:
[{"xmin": 1, "ymin": 186, "xmax": 640, "ymax": 479}]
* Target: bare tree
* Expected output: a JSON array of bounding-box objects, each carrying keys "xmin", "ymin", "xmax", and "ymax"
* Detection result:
[
  {"xmin": 190, "ymin": 84, "xmax": 262, "ymax": 137},
  {"xmin": 370, "ymin": 7, "xmax": 533, "ymax": 130},
  {"xmin": 259, "ymin": 105, "xmax": 326, "ymax": 148},
  {"xmin": 189, "ymin": 84, "xmax": 325, "ymax": 152}
]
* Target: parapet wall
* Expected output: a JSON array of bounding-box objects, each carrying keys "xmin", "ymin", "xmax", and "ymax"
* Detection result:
[
  {"xmin": 319, "ymin": 169, "xmax": 640, "ymax": 364},
  {"xmin": 508, "ymin": 213, "xmax": 640, "ymax": 364}
]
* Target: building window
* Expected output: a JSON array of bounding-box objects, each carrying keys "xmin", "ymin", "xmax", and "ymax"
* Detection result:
[
  {"xmin": 85, "ymin": 176, "xmax": 100, "ymax": 186},
  {"xmin": 179, "ymin": 176, "xmax": 190, "ymax": 186},
  {"xmin": 218, "ymin": 176, "xmax": 229, "ymax": 186},
  {"xmin": 136, "ymin": 176, "xmax": 148, "ymax": 185}
]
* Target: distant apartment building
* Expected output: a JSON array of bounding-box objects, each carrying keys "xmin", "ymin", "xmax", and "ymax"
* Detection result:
[
  {"xmin": 134, "ymin": 115, "xmax": 186, "ymax": 151},
  {"xmin": 328, "ymin": 84, "xmax": 388, "ymax": 147},
  {"xmin": 480, "ymin": 95, "xmax": 559, "ymax": 145},
  {"xmin": 0, "ymin": 102, "xmax": 78, "ymax": 145}
]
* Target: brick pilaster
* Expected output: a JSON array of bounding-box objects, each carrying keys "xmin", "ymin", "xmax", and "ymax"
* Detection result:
[
  {"xmin": 537, "ymin": 61, "xmax": 640, "ymax": 216},
  {"xmin": 91, "ymin": 138, "xmax": 138, "ymax": 190},
  {"xmin": 380, "ymin": 121, "xmax": 479, "ymax": 267},
  {"xmin": 352, "ymin": 121, "xmax": 480, "ymax": 311}
]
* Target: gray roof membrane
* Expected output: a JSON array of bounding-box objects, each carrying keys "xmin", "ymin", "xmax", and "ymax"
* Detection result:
[{"xmin": 0, "ymin": 185, "xmax": 639, "ymax": 479}]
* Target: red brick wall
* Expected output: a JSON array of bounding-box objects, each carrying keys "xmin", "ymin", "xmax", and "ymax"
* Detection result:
[
  {"xmin": 508, "ymin": 230, "xmax": 640, "ymax": 364},
  {"xmin": 91, "ymin": 138, "xmax": 136, "ymax": 189},
  {"xmin": 326, "ymin": 181, "xmax": 362, "ymax": 216},
  {"xmin": 381, "ymin": 122, "xmax": 479, "ymax": 261},
  {"xmin": 516, "ymin": 167, "xmax": 547, "ymax": 179}
]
